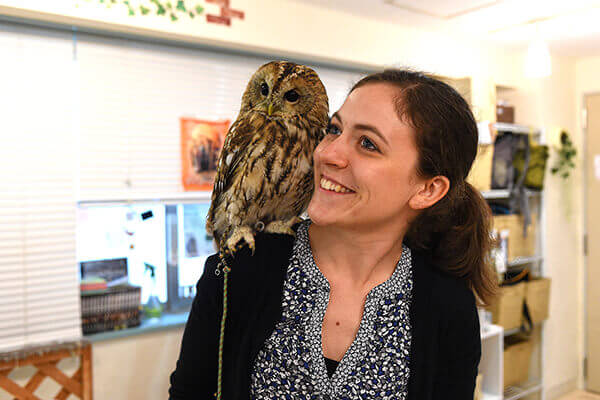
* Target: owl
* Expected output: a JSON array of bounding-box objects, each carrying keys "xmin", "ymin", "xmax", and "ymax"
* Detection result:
[{"xmin": 206, "ymin": 61, "xmax": 329, "ymax": 257}]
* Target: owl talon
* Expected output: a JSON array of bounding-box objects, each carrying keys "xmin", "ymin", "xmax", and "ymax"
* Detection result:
[
  {"xmin": 264, "ymin": 217, "xmax": 301, "ymax": 236},
  {"xmin": 226, "ymin": 226, "xmax": 256, "ymax": 255}
]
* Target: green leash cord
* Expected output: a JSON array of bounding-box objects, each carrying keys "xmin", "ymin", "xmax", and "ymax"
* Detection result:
[{"xmin": 215, "ymin": 254, "xmax": 231, "ymax": 400}]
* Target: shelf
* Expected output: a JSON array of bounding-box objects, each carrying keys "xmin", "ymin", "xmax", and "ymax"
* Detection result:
[
  {"xmin": 481, "ymin": 324, "xmax": 503, "ymax": 340},
  {"xmin": 482, "ymin": 393, "xmax": 503, "ymax": 400},
  {"xmin": 482, "ymin": 189, "xmax": 542, "ymax": 200},
  {"xmin": 493, "ymin": 122, "xmax": 541, "ymax": 136},
  {"xmin": 503, "ymin": 326, "xmax": 523, "ymax": 337},
  {"xmin": 78, "ymin": 191, "xmax": 212, "ymax": 206},
  {"xmin": 85, "ymin": 312, "xmax": 189, "ymax": 342},
  {"xmin": 503, "ymin": 321, "xmax": 543, "ymax": 337},
  {"xmin": 503, "ymin": 380, "xmax": 542, "ymax": 400},
  {"xmin": 507, "ymin": 256, "xmax": 543, "ymax": 268},
  {"xmin": 482, "ymin": 190, "xmax": 511, "ymax": 199}
]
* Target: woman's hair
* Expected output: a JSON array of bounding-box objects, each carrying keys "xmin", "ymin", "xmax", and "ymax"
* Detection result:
[{"xmin": 351, "ymin": 69, "xmax": 497, "ymax": 306}]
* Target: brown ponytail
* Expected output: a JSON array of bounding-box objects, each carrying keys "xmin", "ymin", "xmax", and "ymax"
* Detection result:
[{"xmin": 351, "ymin": 69, "xmax": 498, "ymax": 306}]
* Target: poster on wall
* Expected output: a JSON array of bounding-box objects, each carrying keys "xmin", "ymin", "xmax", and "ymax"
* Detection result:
[{"xmin": 180, "ymin": 117, "xmax": 230, "ymax": 191}]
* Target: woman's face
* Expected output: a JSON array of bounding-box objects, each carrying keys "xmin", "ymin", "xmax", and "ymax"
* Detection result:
[{"xmin": 307, "ymin": 83, "xmax": 423, "ymax": 231}]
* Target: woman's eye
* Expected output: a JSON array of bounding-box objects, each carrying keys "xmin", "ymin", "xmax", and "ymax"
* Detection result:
[
  {"xmin": 326, "ymin": 124, "xmax": 341, "ymax": 135},
  {"xmin": 360, "ymin": 137, "xmax": 378, "ymax": 151},
  {"xmin": 260, "ymin": 82, "xmax": 269, "ymax": 96}
]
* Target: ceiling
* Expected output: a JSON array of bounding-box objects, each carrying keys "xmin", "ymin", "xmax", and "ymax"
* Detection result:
[{"xmin": 293, "ymin": 0, "xmax": 600, "ymax": 57}]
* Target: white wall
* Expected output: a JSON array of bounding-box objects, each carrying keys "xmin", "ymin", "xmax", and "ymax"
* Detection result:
[
  {"xmin": 519, "ymin": 57, "xmax": 581, "ymax": 398},
  {"xmin": 92, "ymin": 330, "xmax": 184, "ymax": 400}
]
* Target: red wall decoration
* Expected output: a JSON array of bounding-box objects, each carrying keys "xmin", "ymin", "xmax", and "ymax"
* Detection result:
[{"xmin": 206, "ymin": 0, "xmax": 245, "ymax": 26}]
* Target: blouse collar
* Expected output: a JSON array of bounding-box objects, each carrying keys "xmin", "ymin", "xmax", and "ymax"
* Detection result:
[{"xmin": 293, "ymin": 219, "xmax": 412, "ymax": 300}]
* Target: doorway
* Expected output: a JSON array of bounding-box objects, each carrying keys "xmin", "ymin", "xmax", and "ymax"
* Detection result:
[{"xmin": 585, "ymin": 93, "xmax": 600, "ymax": 392}]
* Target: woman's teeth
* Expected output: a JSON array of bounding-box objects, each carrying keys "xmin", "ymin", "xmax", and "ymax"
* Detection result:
[{"xmin": 320, "ymin": 178, "xmax": 352, "ymax": 193}]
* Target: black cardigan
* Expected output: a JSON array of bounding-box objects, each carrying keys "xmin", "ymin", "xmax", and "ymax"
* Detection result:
[{"xmin": 168, "ymin": 231, "xmax": 481, "ymax": 399}]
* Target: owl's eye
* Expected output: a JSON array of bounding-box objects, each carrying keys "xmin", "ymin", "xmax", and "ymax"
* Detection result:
[
  {"xmin": 284, "ymin": 90, "xmax": 300, "ymax": 103},
  {"xmin": 260, "ymin": 82, "xmax": 269, "ymax": 96}
]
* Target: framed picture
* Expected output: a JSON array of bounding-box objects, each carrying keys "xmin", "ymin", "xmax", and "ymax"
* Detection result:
[{"xmin": 180, "ymin": 117, "xmax": 230, "ymax": 191}]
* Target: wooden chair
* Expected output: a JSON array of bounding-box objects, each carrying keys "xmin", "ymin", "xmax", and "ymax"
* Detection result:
[{"xmin": 0, "ymin": 340, "xmax": 92, "ymax": 400}]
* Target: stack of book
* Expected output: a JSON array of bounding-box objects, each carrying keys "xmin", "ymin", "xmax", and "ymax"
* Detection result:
[
  {"xmin": 80, "ymin": 277, "xmax": 108, "ymax": 293},
  {"xmin": 80, "ymin": 285, "xmax": 142, "ymax": 334}
]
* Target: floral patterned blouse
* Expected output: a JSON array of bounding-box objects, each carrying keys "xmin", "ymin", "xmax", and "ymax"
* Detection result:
[{"xmin": 250, "ymin": 220, "xmax": 413, "ymax": 400}]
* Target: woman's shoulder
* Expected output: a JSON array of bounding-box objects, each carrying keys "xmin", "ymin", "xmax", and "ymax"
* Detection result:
[
  {"xmin": 410, "ymin": 248, "xmax": 477, "ymax": 313},
  {"xmin": 197, "ymin": 229, "xmax": 297, "ymax": 291}
]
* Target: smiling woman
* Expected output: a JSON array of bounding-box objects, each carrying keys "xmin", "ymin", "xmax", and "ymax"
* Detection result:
[
  {"xmin": 169, "ymin": 69, "xmax": 497, "ymax": 400},
  {"xmin": 307, "ymin": 83, "xmax": 431, "ymax": 235}
]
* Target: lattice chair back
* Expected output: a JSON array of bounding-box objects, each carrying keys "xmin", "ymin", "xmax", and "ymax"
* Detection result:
[{"xmin": 0, "ymin": 340, "xmax": 92, "ymax": 400}]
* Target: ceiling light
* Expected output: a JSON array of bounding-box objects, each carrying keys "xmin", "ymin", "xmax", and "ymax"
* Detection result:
[{"xmin": 525, "ymin": 37, "xmax": 551, "ymax": 78}]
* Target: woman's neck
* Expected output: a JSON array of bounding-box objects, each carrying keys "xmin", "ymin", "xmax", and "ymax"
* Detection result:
[{"xmin": 307, "ymin": 220, "xmax": 407, "ymax": 291}]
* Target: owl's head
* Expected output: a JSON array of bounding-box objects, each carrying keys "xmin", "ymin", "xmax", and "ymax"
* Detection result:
[{"xmin": 240, "ymin": 61, "xmax": 329, "ymax": 127}]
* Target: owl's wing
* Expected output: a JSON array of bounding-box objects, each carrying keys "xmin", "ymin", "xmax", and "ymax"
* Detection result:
[{"xmin": 206, "ymin": 117, "xmax": 256, "ymax": 232}]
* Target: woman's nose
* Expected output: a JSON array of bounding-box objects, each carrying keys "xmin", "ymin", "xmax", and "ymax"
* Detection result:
[{"xmin": 315, "ymin": 136, "xmax": 349, "ymax": 169}]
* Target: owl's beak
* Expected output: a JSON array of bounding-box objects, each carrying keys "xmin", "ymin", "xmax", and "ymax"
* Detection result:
[{"xmin": 267, "ymin": 103, "xmax": 274, "ymax": 116}]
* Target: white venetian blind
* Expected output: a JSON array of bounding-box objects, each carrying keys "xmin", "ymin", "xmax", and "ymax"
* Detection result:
[
  {"xmin": 76, "ymin": 34, "xmax": 367, "ymax": 201},
  {"xmin": 0, "ymin": 23, "xmax": 81, "ymax": 352},
  {"xmin": 0, "ymin": 19, "xmax": 368, "ymax": 352}
]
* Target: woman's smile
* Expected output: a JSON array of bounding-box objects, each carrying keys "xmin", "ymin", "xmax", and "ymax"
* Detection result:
[{"xmin": 319, "ymin": 175, "xmax": 355, "ymax": 194}]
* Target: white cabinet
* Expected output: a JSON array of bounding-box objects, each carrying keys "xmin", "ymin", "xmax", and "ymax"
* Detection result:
[{"xmin": 481, "ymin": 324, "xmax": 504, "ymax": 399}]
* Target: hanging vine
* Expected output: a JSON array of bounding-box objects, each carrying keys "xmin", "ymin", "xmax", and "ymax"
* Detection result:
[
  {"xmin": 86, "ymin": 0, "xmax": 205, "ymax": 21},
  {"xmin": 550, "ymin": 130, "xmax": 577, "ymax": 179}
]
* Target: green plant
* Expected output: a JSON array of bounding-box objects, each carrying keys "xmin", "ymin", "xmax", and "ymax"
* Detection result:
[
  {"xmin": 88, "ymin": 0, "xmax": 204, "ymax": 21},
  {"xmin": 551, "ymin": 130, "xmax": 577, "ymax": 179}
]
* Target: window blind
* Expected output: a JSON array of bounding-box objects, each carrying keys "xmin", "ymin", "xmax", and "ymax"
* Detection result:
[
  {"xmin": 0, "ymin": 23, "xmax": 81, "ymax": 352},
  {"xmin": 76, "ymin": 34, "xmax": 366, "ymax": 201},
  {"xmin": 0, "ymin": 19, "xmax": 368, "ymax": 352}
]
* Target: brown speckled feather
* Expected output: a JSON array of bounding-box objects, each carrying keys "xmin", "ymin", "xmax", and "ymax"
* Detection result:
[{"xmin": 205, "ymin": 61, "xmax": 329, "ymax": 255}]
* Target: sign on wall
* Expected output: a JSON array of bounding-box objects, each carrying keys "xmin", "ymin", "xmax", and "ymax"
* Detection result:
[{"xmin": 180, "ymin": 117, "xmax": 230, "ymax": 191}]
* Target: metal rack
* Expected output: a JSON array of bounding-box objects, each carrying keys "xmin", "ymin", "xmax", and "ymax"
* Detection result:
[{"xmin": 479, "ymin": 122, "xmax": 546, "ymax": 400}]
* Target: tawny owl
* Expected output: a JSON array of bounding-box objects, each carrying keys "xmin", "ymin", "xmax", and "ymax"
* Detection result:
[{"xmin": 206, "ymin": 61, "xmax": 329, "ymax": 256}]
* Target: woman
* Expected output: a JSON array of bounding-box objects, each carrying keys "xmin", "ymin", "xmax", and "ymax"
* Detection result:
[{"xmin": 169, "ymin": 69, "xmax": 497, "ymax": 400}]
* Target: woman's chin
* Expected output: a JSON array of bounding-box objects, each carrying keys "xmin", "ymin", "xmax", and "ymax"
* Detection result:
[
  {"xmin": 306, "ymin": 207, "xmax": 348, "ymax": 228},
  {"xmin": 306, "ymin": 205, "xmax": 334, "ymax": 226}
]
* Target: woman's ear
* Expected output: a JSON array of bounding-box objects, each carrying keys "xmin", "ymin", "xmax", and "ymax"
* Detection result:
[{"xmin": 408, "ymin": 175, "xmax": 450, "ymax": 210}]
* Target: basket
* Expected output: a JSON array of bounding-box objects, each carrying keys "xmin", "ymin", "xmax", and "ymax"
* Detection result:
[
  {"xmin": 486, "ymin": 282, "xmax": 526, "ymax": 331},
  {"xmin": 492, "ymin": 213, "xmax": 537, "ymax": 261},
  {"xmin": 503, "ymin": 335, "xmax": 534, "ymax": 389},
  {"xmin": 467, "ymin": 144, "xmax": 494, "ymax": 192},
  {"xmin": 525, "ymin": 278, "xmax": 551, "ymax": 324},
  {"xmin": 80, "ymin": 285, "xmax": 142, "ymax": 334}
]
